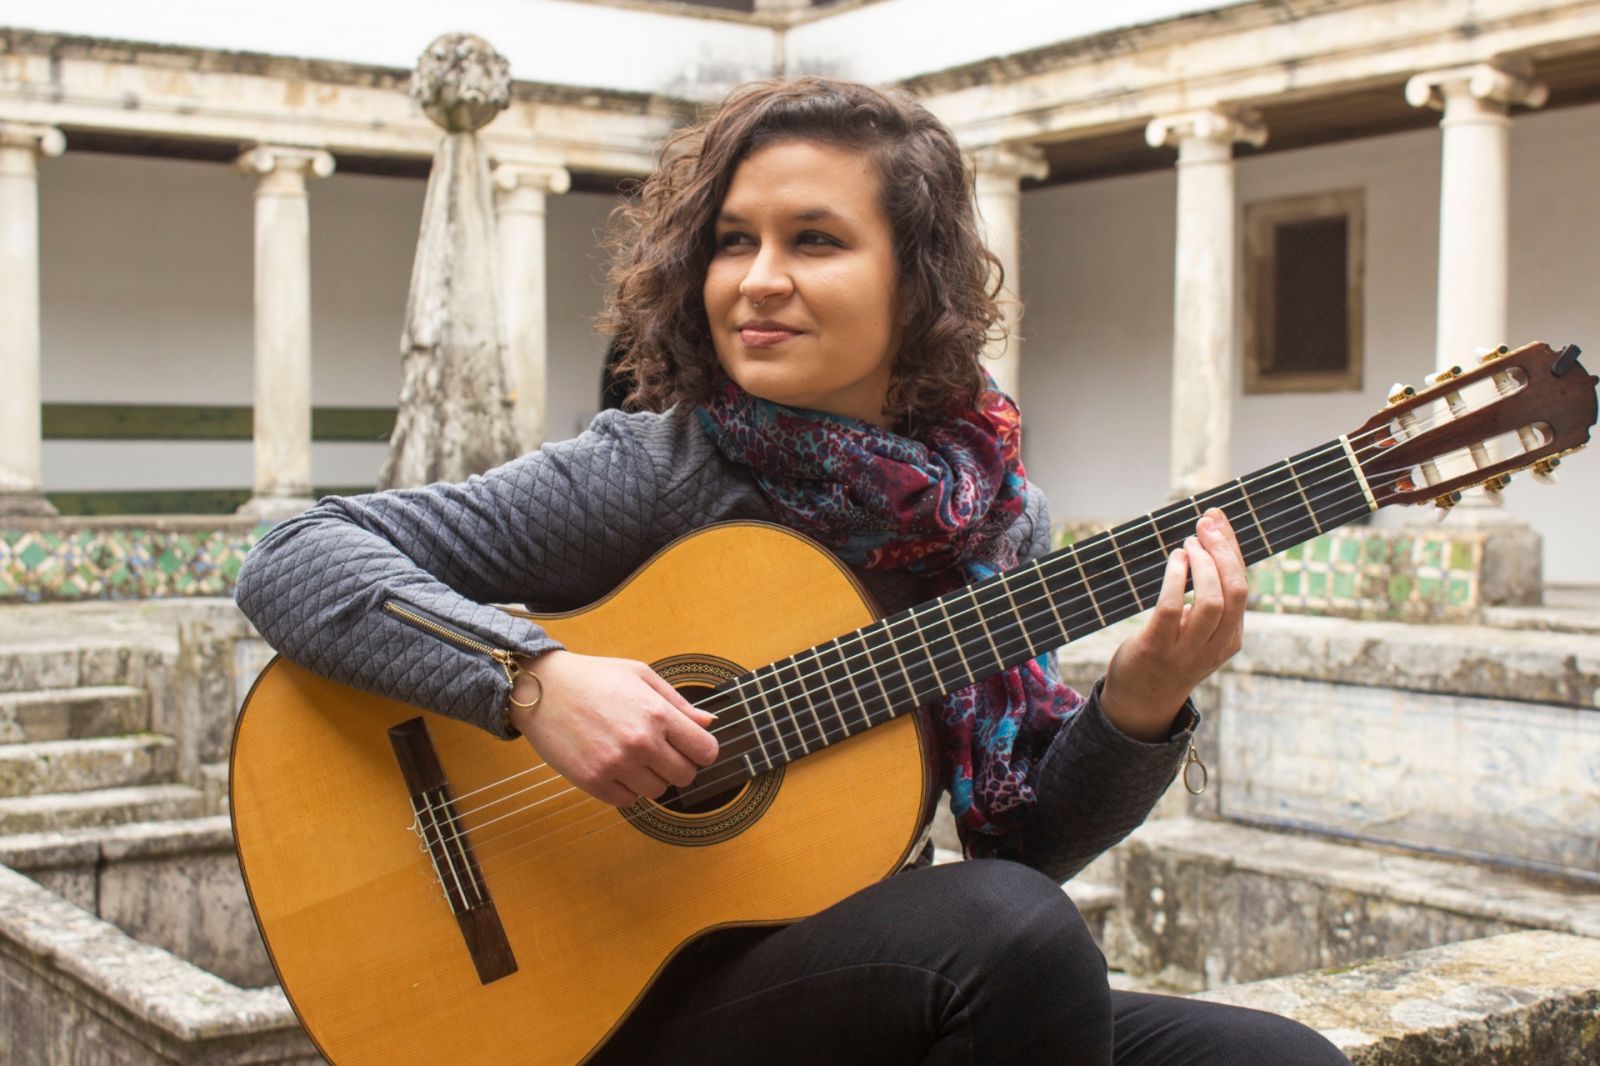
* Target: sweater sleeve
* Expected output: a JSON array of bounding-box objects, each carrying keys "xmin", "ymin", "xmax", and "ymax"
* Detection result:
[
  {"xmin": 234, "ymin": 409, "xmax": 687, "ymax": 738},
  {"xmin": 1009, "ymin": 480, "xmax": 1198, "ymax": 882}
]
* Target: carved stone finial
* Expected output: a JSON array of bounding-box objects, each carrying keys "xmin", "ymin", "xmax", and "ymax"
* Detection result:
[{"xmin": 411, "ymin": 33, "xmax": 512, "ymax": 133}]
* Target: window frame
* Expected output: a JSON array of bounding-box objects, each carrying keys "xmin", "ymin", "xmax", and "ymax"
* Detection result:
[{"xmin": 1241, "ymin": 188, "xmax": 1366, "ymax": 395}]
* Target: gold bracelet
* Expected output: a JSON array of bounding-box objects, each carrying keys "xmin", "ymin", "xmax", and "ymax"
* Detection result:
[{"xmin": 508, "ymin": 669, "xmax": 543, "ymax": 712}]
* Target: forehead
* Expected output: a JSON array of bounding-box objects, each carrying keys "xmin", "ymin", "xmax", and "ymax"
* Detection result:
[{"xmin": 719, "ymin": 139, "xmax": 885, "ymax": 224}]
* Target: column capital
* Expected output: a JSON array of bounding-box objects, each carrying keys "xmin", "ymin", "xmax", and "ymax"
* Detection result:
[
  {"xmin": 491, "ymin": 160, "xmax": 572, "ymax": 198},
  {"xmin": 1145, "ymin": 108, "xmax": 1267, "ymax": 152},
  {"xmin": 969, "ymin": 143, "xmax": 1048, "ymax": 185},
  {"xmin": 235, "ymin": 145, "xmax": 336, "ymax": 188},
  {"xmin": 0, "ymin": 122, "xmax": 66, "ymax": 157},
  {"xmin": 1405, "ymin": 61, "xmax": 1548, "ymax": 114}
]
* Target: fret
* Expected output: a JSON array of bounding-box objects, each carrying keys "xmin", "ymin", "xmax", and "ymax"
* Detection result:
[
  {"xmin": 972, "ymin": 576, "xmax": 1030, "ymax": 667},
  {"xmin": 966, "ymin": 585, "xmax": 1007, "ymax": 675},
  {"xmin": 1106, "ymin": 528, "xmax": 1146, "ymax": 610},
  {"xmin": 1291, "ymin": 443, "xmax": 1365, "ymax": 534},
  {"xmin": 800, "ymin": 648, "xmax": 834, "ymax": 745},
  {"xmin": 1145, "ymin": 514, "xmax": 1170, "ymax": 556},
  {"xmin": 1047, "ymin": 547, "xmax": 1095, "ymax": 640},
  {"xmin": 1074, "ymin": 532, "xmax": 1138, "ymax": 623},
  {"xmin": 1070, "ymin": 547, "xmax": 1107, "ymax": 628},
  {"xmin": 1285, "ymin": 457, "xmax": 1322, "ymax": 534},
  {"xmin": 1000, "ymin": 573, "xmax": 1040, "ymax": 658},
  {"xmin": 876, "ymin": 610, "xmax": 926, "ymax": 709},
  {"xmin": 913, "ymin": 604, "xmax": 950, "ymax": 695},
  {"xmin": 751, "ymin": 677, "xmax": 791, "ymax": 763},
  {"xmin": 770, "ymin": 658, "xmax": 812, "ymax": 757},
  {"xmin": 1235, "ymin": 478, "xmax": 1274, "ymax": 556},
  {"xmin": 849, "ymin": 628, "xmax": 890, "ymax": 729},
  {"xmin": 1033, "ymin": 558, "xmax": 1071, "ymax": 644},
  {"xmin": 1237, "ymin": 461, "xmax": 1306, "ymax": 563},
  {"xmin": 815, "ymin": 638, "xmax": 853, "ymax": 736},
  {"xmin": 1151, "ymin": 500, "xmax": 1199, "ymax": 565},
  {"xmin": 1109, "ymin": 517, "xmax": 1166, "ymax": 607},
  {"xmin": 936, "ymin": 596, "xmax": 974, "ymax": 681},
  {"xmin": 838, "ymin": 631, "xmax": 875, "ymax": 732},
  {"xmin": 1195, "ymin": 482, "xmax": 1268, "ymax": 561}
]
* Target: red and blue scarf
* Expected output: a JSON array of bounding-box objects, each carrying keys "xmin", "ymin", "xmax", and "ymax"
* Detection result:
[{"xmin": 696, "ymin": 372, "xmax": 1087, "ymax": 856}]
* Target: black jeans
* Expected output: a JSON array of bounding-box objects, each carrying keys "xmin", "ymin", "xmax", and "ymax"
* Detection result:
[{"xmin": 592, "ymin": 859, "xmax": 1350, "ymax": 1065}]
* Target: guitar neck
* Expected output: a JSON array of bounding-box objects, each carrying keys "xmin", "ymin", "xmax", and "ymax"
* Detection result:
[{"xmin": 698, "ymin": 437, "xmax": 1373, "ymax": 776}]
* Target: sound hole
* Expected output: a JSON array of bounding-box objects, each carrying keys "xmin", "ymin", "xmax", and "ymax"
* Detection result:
[{"xmin": 657, "ymin": 681, "xmax": 742, "ymax": 815}]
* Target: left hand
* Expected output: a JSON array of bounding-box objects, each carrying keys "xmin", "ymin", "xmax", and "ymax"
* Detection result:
[{"xmin": 1101, "ymin": 507, "xmax": 1247, "ymax": 741}]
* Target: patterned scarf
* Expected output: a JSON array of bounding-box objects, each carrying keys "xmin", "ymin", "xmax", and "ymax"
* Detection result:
[{"xmin": 695, "ymin": 371, "xmax": 1087, "ymax": 856}]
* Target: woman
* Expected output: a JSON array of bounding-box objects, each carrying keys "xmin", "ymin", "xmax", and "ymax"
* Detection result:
[{"xmin": 236, "ymin": 78, "xmax": 1347, "ymax": 1064}]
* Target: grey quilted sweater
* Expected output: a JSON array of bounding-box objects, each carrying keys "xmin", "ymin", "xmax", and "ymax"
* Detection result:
[{"xmin": 234, "ymin": 406, "xmax": 1194, "ymax": 881}]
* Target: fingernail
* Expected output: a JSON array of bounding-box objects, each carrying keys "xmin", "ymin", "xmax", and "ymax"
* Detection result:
[{"xmin": 1198, "ymin": 516, "xmax": 1214, "ymax": 534}]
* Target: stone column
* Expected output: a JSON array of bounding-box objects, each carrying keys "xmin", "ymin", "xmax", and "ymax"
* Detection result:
[
  {"xmin": 0, "ymin": 123, "xmax": 65, "ymax": 517},
  {"xmin": 492, "ymin": 161, "xmax": 570, "ymax": 452},
  {"xmin": 972, "ymin": 144, "xmax": 1047, "ymax": 400},
  {"xmin": 1403, "ymin": 62, "xmax": 1545, "ymax": 563},
  {"xmin": 1145, "ymin": 108, "xmax": 1267, "ymax": 499},
  {"xmin": 235, "ymin": 145, "xmax": 334, "ymax": 521},
  {"xmin": 1406, "ymin": 62, "xmax": 1546, "ymax": 374}
]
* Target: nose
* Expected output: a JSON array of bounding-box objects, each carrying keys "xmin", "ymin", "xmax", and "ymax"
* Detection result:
[{"xmin": 737, "ymin": 243, "xmax": 794, "ymax": 308}]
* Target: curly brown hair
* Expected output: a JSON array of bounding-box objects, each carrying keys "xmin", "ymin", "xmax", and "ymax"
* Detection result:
[{"xmin": 601, "ymin": 76, "xmax": 1004, "ymax": 432}]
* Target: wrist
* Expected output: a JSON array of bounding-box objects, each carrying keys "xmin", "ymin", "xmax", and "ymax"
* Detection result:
[{"xmin": 1099, "ymin": 674, "xmax": 1185, "ymax": 743}]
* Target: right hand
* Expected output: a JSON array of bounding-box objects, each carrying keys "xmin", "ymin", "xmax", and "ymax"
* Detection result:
[{"xmin": 508, "ymin": 649, "xmax": 719, "ymax": 807}]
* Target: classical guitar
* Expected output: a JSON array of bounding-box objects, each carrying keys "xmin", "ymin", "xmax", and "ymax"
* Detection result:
[{"xmin": 231, "ymin": 341, "xmax": 1596, "ymax": 1064}]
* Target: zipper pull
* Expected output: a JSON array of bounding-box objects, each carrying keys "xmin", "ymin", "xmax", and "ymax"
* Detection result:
[
  {"xmin": 492, "ymin": 649, "xmax": 520, "ymax": 687},
  {"xmin": 1181, "ymin": 740, "xmax": 1208, "ymax": 795}
]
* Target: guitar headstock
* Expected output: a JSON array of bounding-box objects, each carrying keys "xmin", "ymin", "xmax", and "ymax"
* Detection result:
[{"xmin": 1350, "ymin": 341, "xmax": 1597, "ymax": 510}]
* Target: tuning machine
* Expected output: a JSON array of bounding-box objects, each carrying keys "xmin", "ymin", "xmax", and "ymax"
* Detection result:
[
  {"xmin": 1532, "ymin": 456, "xmax": 1561, "ymax": 485},
  {"xmin": 1477, "ymin": 344, "xmax": 1511, "ymax": 364}
]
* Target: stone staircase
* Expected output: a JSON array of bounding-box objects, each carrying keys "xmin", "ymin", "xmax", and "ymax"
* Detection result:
[{"xmin": 0, "ymin": 631, "xmax": 209, "ymax": 839}]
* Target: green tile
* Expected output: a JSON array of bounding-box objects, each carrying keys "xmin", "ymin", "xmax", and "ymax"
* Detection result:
[
  {"xmin": 1446, "ymin": 577, "xmax": 1474, "ymax": 606},
  {"xmin": 1388, "ymin": 574, "xmax": 1412, "ymax": 603},
  {"xmin": 1418, "ymin": 575, "xmax": 1442, "ymax": 601},
  {"xmin": 1450, "ymin": 540, "xmax": 1475, "ymax": 571},
  {"xmin": 1337, "ymin": 538, "xmax": 1360, "ymax": 564},
  {"xmin": 17, "ymin": 541, "xmax": 48, "ymax": 570},
  {"xmin": 1333, "ymin": 571, "xmax": 1356, "ymax": 599},
  {"xmin": 1311, "ymin": 539, "xmax": 1332, "ymax": 563},
  {"xmin": 1283, "ymin": 571, "xmax": 1302, "ymax": 596},
  {"xmin": 1308, "ymin": 572, "xmax": 1328, "ymax": 597}
]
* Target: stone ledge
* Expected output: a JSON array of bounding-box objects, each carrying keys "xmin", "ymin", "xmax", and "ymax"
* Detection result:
[
  {"xmin": 0, "ymin": 862, "xmax": 311, "ymax": 1060},
  {"xmin": 1190, "ymin": 931, "xmax": 1600, "ymax": 1065},
  {"xmin": 1106, "ymin": 819, "xmax": 1600, "ymax": 991}
]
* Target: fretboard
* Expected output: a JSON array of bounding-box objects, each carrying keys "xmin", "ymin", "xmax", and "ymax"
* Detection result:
[{"xmin": 686, "ymin": 436, "xmax": 1373, "ymax": 798}]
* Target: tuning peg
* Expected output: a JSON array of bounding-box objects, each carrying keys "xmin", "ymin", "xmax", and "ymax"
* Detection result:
[
  {"xmin": 1432, "ymin": 490, "xmax": 1463, "ymax": 518},
  {"xmin": 1478, "ymin": 344, "xmax": 1511, "ymax": 364},
  {"xmin": 1482, "ymin": 473, "xmax": 1513, "ymax": 493},
  {"xmin": 1387, "ymin": 382, "xmax": 1416, "ymax": 406},
  {"xmin": 1532, "ymin": 456, "xmax": 1561, "ymax": 485},
  {"xmin": 1425, "ymin": 365, "xmax": 1463, "ymax": 387}
]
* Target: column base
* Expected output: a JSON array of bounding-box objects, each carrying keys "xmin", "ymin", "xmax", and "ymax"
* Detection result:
[
  {"xmin": 236, "ymin": 495, "xmax": 315, "ymax": 523},
  {"xmin": 0, "ymin": 492, "xmax": 59, "ymax": 518}
]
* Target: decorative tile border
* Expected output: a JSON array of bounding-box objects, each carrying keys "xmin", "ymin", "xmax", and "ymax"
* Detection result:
[
  {"xmin": 0, "ymin": 521, "xmax": 269, "ymax": 603},
  {"xmin": 1248, "ymin": 527, "xmax": 1488, "ymax": 622}
]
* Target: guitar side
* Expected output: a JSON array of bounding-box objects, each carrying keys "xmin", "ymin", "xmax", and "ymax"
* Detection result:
[{"xmin": 230, "ymin": 523, "xmax": 935, "ymax": 1065}]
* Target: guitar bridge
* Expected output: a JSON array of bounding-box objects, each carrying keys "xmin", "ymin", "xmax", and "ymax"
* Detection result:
[{"xmin": 389, "ymin": 717, "xmax": 517, "ymax": 984}]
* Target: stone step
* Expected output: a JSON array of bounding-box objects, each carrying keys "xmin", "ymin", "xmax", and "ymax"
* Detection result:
[
  {"xmin": 1191, "ymin": 930, "xmax": 1600, "ymax": 1064},
  {"xmin": 0, "ymin": 736, "xmax": 178, "ymax": 798},
  {"xmin": 0, "ymin": 784, "xmax": 207, "ymax": 836},
  {"xmin": 1099, "ymin": 818, "xmax": 1600, "ymax": 993},
  {"xmin": 0, "ymin": 687, "xmax": 151, "ymax": 743}
]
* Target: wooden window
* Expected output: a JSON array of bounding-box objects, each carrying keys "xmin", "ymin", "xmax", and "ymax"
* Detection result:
[{"xmin": 1243, "ymin": 189, "xmax": 1365, "ymax": 393}]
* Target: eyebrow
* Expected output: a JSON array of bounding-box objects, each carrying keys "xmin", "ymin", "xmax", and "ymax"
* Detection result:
[{"xmin": 717, "ymin": 207, "xmax": 845, "ymax": 224}]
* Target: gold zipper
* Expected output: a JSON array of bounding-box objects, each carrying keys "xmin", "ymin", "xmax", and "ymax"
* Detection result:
[
  {"xmin": 1181, "ymin": 740, "xmax": 1208, "ymax": 795},
  {"xmin": 383, "ymin": 600, "xmax": 520, "ymax": 686}
]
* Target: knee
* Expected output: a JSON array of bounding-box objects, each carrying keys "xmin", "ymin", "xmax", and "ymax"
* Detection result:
[{"xmin": 944, "ymin": 860, "xmax": 1109, "ymax": 1003}]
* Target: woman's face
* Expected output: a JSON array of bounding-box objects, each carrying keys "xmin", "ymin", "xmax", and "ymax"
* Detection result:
[{"xmin": 703, "ymin": 139, "xmax": 901, "ymax": 428}]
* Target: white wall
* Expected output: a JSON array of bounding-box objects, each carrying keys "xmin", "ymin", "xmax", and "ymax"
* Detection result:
[
  {"xmin": 1019, "ymin": 102, "xmax": 1600, "ymax": 585},
  {"xmin": 38, "ymin": 150, "xmax": 618, "ymax": 494}
]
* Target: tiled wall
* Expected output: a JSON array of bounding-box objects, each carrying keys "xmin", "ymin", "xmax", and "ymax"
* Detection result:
[{"xmin": 0, "ymin": 524, "xmax": 267, "ymax": 602}]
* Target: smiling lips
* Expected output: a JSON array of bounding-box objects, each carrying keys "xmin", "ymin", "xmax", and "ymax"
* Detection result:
[{"xmin": 738, "ymin": 319, "xmax": 802, "ymax": 348}]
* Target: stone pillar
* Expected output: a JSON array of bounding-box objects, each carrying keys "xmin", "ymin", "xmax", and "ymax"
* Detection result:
[
  {"xmin": 1406, "ymin": 62, "xmax": 1546, "ymax": 374},
  {"xmin": 1145, "ymin": 108, "xmax": 1267, "ymax": 499},
  {"xmin": 972, "ymin": 144, "xmax": 1047, "ymax": 400},
  {"xmin": 1402, "ymin": 62, "xmax": 1546, "ymax": 579},
  {"xmin": 0, "ymin": 123, "xmax": 65, "ymax": 517},
  {"xmin": 235, "ymin": 145, "xmax": 334, "ymax": 521},
  {"xmin": 492, "ymin": 161, "xmax": 570, "ymax": 452}
]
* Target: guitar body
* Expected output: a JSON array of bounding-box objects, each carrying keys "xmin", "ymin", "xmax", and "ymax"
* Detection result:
[{"xmin": 231, "ymin": 523, "xmax": 934, "ymax": 1065}]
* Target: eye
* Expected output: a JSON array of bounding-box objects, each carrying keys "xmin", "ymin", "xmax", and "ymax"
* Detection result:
[
  {"xmin": 715, "ymin": 231, "xmax": 754, "ymax": 251},
  {"xmin": 798, "ymin": 230, "xmax": 840, "ymax": 248}
]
